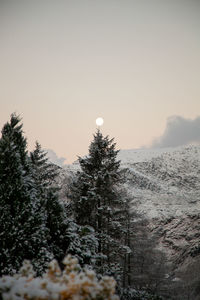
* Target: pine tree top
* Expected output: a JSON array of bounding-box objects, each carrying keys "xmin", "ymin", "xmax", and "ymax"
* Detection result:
[
  {"xmin": 1, "ymin": 113, "xmax": 27, "ymax": 156},
  {"xmin": 30, "ymin": 141, "xmax": 59, "ymax": 188},
  {"xmin": 79, "ymin": 130, "xmax": 121, "ymax": 177}
]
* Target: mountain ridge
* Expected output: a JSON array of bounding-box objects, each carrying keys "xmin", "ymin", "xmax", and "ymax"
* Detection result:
[
  {"xmin": 59, "ymin": 144, "xmax": 200, "ymax": 219},
  {"xmin": 56, "ymin": 144, "xmax": 200, "ymax": 293}
]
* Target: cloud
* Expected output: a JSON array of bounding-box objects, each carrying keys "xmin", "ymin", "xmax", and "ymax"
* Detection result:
[
  {"xmin": 46, "ymin": 149, "xmax": 67, "ymax": 167},
  {"xmin": 151, "ymin": 116, "xmax": 200, "ymax": 148}
]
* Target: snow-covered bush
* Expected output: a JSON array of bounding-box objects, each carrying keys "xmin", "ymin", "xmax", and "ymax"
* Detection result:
[{"xmin": 0, "ymin": 255, "xmax": 119, "ymax": 300}]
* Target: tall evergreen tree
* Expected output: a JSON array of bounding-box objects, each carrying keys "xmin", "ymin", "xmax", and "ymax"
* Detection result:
[
  {"xmin": 0, "ymin": 114, "xmax": 52, "ymax": 275},
  {"xmin": 30, "ymin": 142, "xmax": 98, "ymax": 269},
  {"xmin": 30, "ymin": 142, "xmax": 69, "ymax": 263},
  {"xmin": 30, "ymin": 141, "xmax": 58, "ymax": 190},
  {"xmin": 69, "ymin": 130, "xmax": 131, "ymax": 275},
  {"xmin": 30, "ymin": 142, "xmax": 98, "ymax": 268}
]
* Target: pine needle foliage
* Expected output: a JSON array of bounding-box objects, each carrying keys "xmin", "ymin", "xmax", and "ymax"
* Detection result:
[
  {"xmin": 30, "ymin": 141, "xmax": 58, "ymax": 190},
  {"xmin": 0, "ymin": 114, "xmax": 52, "ymax": 275},
  {"xmin": 69, "ymin": 130, "xmax": 131, "ymax": 275},
  {"xmin": 30, "ymin": 142, "xmax": 70, "ymax": 264}
]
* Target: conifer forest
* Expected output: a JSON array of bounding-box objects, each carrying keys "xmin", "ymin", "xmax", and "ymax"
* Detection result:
[{"xmin": 0, "ymin": 114, "xmax": 200, "ymax": 300}]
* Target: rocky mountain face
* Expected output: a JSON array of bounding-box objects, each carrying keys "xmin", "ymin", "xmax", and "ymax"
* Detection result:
[
  {"xmin": 119, "ymin": 145, "xmax": 200, "ymax": 288},
  {"xmin": 120, "ymin": 145, "xmax": 200, "ymax": 218},
  {"xmin": 57, "ymin": 145, "xmax": 200, "ymax": 295}
]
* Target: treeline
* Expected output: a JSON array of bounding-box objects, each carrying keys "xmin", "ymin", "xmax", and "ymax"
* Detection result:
[{"xmin": 0, "ymin": 114, "xmax": 172, "ymax": 299}]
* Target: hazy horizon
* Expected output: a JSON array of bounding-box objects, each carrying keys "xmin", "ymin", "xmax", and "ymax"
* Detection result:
[{"xmin": 1, "ymin": 0, "xmax": 200, "ymax": 163}]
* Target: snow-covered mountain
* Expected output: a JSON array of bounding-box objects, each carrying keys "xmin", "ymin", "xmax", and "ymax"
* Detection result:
[
  {"xmin": 59, "ymin": 144, "xmax": 200, "ymax": 220},
  {"xmin": 58, "ymin": 144, "xmax": 200, "ymax": 272},
  {"xmin": 119, "ymin": 145, "xmax": 200, "ymax": 219},
  {"xmin": 118, "ymin": 145, "xmax": 200, "ymax": 269}
]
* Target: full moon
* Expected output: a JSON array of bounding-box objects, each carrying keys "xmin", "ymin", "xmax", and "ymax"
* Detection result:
[{"xmin": 96, "ymin": 117, "xmax": 104, "ymax": 126}]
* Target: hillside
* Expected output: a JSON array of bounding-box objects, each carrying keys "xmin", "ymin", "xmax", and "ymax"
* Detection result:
[
  {"xmin": 119, "ymin": 145, "xmax": 200, "ymax": 219},
  {"xmin": 59, "ymin": 144, "xmax": 200, "ymax": 219},
  {"xmin": 58, "ymin": 145, "xmax": 200, "ymax": 284},
  {"xmin": 118, "ymin": 145, "xmax": 200, "ymax": 273}
]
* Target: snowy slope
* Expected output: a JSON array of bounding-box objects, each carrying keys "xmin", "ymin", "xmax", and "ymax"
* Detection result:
[
  {"xmin": 57, "ymin": 145, "xmax": 200, "ymax": 271},
  {"xmin": 117, "ymin": 145, "xmax": 200, "ymax": 267},
  {"xmin": 118, "ymin": 145, "xmax": 200, "ymax": 219},
  {"xmin": 58, "ymin": 144, "xmax": 200, "ymax": 220}
]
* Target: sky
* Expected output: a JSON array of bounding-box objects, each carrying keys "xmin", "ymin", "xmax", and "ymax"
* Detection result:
[{"xmin": 0, "ymin": 0, "xmax": 200, "ymax": 164}]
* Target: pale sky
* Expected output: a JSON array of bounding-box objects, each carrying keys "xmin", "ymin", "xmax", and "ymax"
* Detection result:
[{"xmin": 0, "ymin": 0, "xmax": 200, "ymax": 163}]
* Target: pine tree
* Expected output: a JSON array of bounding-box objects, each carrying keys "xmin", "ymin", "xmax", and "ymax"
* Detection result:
[
  {"xmin": 66, "ymin": 221, "xmax": 99, "ymax": 267},
  {"xmin": 69, "ymin": 130, "xmax": 131, "ymax": 275},
  {"xmin": 0, "ymin": 114, "xmax": 52, "ymax": 275},
  {"xmin": 30, "ymin": 141, "xmax": 59, "ymax": 190},
  {"xmin": 30, "ymin": 142, "xmax": 98, "ymax": 268},
  {"xmin": 30, "ymin": 142, "xmax": 69, "ymax": 263}
]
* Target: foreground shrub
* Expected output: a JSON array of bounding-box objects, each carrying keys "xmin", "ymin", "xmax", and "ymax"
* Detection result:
[{"xmin": 0, "ymin": 255, "xmax": 119, "ymax": 300}]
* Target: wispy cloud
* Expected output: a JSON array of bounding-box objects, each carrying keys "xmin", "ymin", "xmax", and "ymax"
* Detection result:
[{"xmin": 151, "ymin": 116, "xmax": 200, "ymax": 148}]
